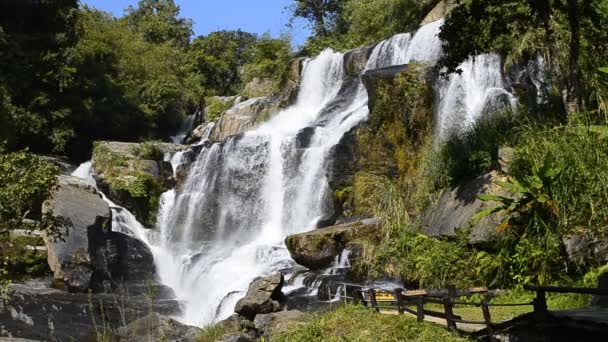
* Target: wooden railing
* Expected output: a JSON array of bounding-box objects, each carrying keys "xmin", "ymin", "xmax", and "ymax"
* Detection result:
[{"xmin": 324, "ymin": 283, "xmax": 532, "ymax": 336}]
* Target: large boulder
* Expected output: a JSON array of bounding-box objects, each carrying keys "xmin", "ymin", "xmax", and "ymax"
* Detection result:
[
  {"xmin": 42, "ymin": 176, "xmax": 111, "ymax": 292},
  {"xmin": 285, "ymin": 219, "xmax": 378, "ymax": 269},
  {"xmin": 209, "ymin": 97, "xmax": 281, "ymax": 142},
  {"xmin": 0, "ymin": 284, "xmax": 180, "ymax": 341},
  {"xmin": 421, "ymin": 171, "xmax": 508, "ymax": 244},
  {"xmin": 234, "ymin": 272, "xmax": 285, "ymax": 320},
  {"xmin": 116, "ymin": 312, "xmax": 201, "ymax": 342},
  {"xmin": 43, "ymin": 176, "xmax": 164, "ymax": 294},
  {"xmin": 254, "ymin": 310, "xmax": 305, "ymax": 337},
  {"xmin": 92, "ymin": 141, "xmax": 184, "ymax": 226},
  {"xmin": 343, "ymin": 44, "xmax": 375, "ymax": 77}
]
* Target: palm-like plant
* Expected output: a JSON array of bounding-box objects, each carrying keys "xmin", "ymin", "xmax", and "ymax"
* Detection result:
[{"xmin": 473, "ymin": 153, "xmax": 562, "ymax": 234}]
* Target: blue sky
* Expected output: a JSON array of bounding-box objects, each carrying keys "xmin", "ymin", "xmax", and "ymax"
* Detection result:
[{"xmin": 80, "ymin": 0, "xmax": 311, "ymax": 47}]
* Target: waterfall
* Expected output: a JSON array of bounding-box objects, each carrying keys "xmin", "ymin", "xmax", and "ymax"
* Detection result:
[{"xmin": 70, "ymin": 18, "xmax": 517, "ymax": 327}]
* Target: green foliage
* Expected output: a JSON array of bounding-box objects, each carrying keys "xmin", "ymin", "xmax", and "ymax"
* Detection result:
[
  {"xmin": 0, "ymin": 148, "xmax": 59, "ymax": 233},
  {"xmin": 242, "ymin": 34, "xmax": 292, "ymax": 96},
  {"xmin": 340, "ymin": 0, "xmax": 434, "ymax": 47},
  {"xmin": 93, "ymin": 143, "xmax": 165, "ymax": 226},
  {"xmin": 205, "ymin": 97, "xmax": 235, "ymax": 122},
  {"xmin": 272, "ymin": 305, "xmax": 470, "ymax": 342},
  {"xmin": 290, "ymin": 0, "xmax": 344, "ymax": 38},
  {"xmin": 188, "ymin": 30, "xmax": 257, "ymax": 95},
  {"xmin": 295, "ymin": 0, "xmax": 434, "ymax": 54},
  {"xmin": 124, "ymin": 0, "xmax": 193, "ymax": 48},
  {"xmin": 0, "ymin": 236, "xmax": 50, "ymax": 278},
  {"xmin": 0, "ymin": 258, "xmax": 10, "ymax": 300},
  {"xmin": 438, "ymin": 112, "xmax": 516, "ymax": 186}
]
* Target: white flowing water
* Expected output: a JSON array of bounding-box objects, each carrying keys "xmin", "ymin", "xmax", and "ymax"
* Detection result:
[
  {"xmin": 435, "ymin": 54, "xmax": 519, "ymax": 139},
  {"xmin": 71, "ymin": 19, "xmax": 517, "ymax": 327}
]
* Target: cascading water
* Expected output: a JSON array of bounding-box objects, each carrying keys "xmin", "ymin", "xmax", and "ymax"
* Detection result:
[
  {"xmin": 434, "ymin": 54, "xmax": 519, "ymax": 139},
  {"xmin": 70, "ymin": 18, "xmax": 518, "ymax": 327}
]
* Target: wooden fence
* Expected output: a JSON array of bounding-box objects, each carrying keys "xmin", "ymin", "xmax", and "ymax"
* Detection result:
[{"xmin": 323, "ymin": 282, "xmax": 608, "ymax": 337}]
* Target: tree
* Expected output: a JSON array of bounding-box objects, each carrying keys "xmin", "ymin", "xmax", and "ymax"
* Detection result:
[
  {"xmin": 291, "ymin": 0, "xmax": 345, "ymax": 37},
  {"xmin": 187, "ymin": 30, "xmax": 257, "ymax": 95},
  {"xmin": 124, "ymin": 0, "xmax": 192, "ymax": 48},
  {"xmin": 341, "ymin": 0, "xmax": 435, "ymax": 47},
  {"xmin": 0, "ymin": 147, "xmax": 60, "ymax": 238},
  {"xmin": 0, "ymin": 0, "xmax": 79, "ymax": 153},
  {"xmin": 242, "ymin": 34, "xmax": 292, "ymax": 95}
]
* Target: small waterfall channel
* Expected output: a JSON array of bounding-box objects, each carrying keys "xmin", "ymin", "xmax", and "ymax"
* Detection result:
[{"xmin": 71, "ymin": 19, "xmax": 517, "ymax": 327}]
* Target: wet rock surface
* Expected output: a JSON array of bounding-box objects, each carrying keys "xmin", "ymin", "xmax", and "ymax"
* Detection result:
[
  {"xmin": 285, "ymin": 219, "xmax": 378, "ymax": 269},
  {"xmin": 209, "ymin": 97, "xmax": 280, "ymax": 142},
  {"xmin": 421, "ymin": 171, "xmax": 508, "ymax": 244}
]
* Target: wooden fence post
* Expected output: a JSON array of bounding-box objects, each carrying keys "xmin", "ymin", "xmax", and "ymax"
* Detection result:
[
  {"xmin": 532, "ymin": 289, "xmax": 548, "ymax": 320},
  {"xmin": 481, "ymin": 294, "xmax": 494, "ymax": 337},
  {"xmin": 393, "ymin": 288, "xmax": 404, "ymax": 315},
  {"xmin": 369, "ymin": 289, "xmax": 380, "ymax": 312},
  {"xmin": 416, "ymin": 296, "xmax": 425, "ymax": 322},
  {"xmin": 443, "ymin": 296, "xmax": 457, "ymax": 331}
]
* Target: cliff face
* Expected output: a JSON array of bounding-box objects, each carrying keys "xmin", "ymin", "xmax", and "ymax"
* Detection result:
[{"xmin": 330, "ymin": 63, "xmax": 435, "ymax": 218}]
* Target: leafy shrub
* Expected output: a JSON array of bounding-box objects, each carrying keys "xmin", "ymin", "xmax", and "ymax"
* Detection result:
[
  {"xmin": 133, "ymin": 141, "xmax": 164, "ymax": 160},
  {"xmin": 241, "ymin": 34, "xmax": 291, "ymax": 95},
  {"xmin": 205, "ymin": 97, "xmax": 234, "ymax": 122},
  {"xmin": 438, "ymin": 112, "xmax": 517, "ymax": 186},
  {"xmin": 0, "ymin": 147, "xmax": 59, "ymax": 233}
]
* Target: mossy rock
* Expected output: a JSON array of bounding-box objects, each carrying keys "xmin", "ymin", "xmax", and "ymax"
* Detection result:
[
  {"xmin": 92, "ymin": 141, "xmax": 184, "ymax": 226},
  {"xmin": 285, "ymin": 219, "xmax": 379, "ymax": 270}
]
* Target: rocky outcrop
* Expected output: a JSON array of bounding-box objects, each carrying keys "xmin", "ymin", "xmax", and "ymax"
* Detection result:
[
  {"xmin": 42, "ymin": 175, "xmax": 165, "ymax": 294},
  {"xmin": 254, "ymin": 310, "xmax": 305, "ymax": 338},
  {"xmin": 563, "ymin": 235, "xmax": 608, "ymax": 265},
  {"xmin": 234, "ymin": 272, "xmax": 285, "ymax": 320},
  {"xmin": 343, "ymin": 44, "xmax": 375, "ymax": 77},
  {"xmin": 116, "ymin": 312, "xmax": 201, "ymax": 342},
  {"xmin": 285, "ymin": 219, "xmax": 378, "ymax": 269},
  {"xmin": 421, "ymin": 171, "xmax": 508, "ymax": 244},
  {"xmin": 242, "ymin": 78, "xmax": 276, "ymax": 98},
  {"xmin": 92, "ymin": 141, "xmax": 185, "ymax": 226},
  {"xmin": 421, "ymin": 0, "xmax": 457, "ymax": 25},
  {"xmin": 209, "ymin": 97, "xmax": 281, "ymax": 142},
  {"xmin": 0, "ymin": 284, "xmax": 180, "ymax": 341},
  {"xmin": 42, "ymin": 176, "xmax": 112, "ymax": 292}
]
